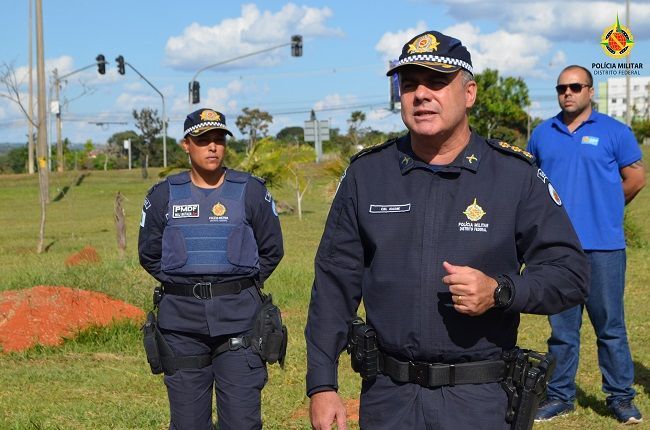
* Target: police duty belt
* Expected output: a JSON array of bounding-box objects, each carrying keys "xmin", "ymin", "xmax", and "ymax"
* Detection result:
[
  {"xmin": 162, "ymin": 277, "xmax": 255, "ymax": 299},
  {"xmin": 379, "ymin": 351, "xmax": 506, "ymax": 387}
]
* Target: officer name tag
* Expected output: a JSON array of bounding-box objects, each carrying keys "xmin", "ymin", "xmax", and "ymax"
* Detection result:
[
  {"xmin": 369, "ymin": 204, "xmax": 411, "ymax": 214},
  {"xmin": 172, "ymin": 204, "xmax": 199, "ymax": 218}
]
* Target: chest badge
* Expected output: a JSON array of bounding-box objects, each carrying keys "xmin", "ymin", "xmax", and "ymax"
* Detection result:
[
  {"xmin": 172, "ymin": 204, "xmax": 199, "ymax": 218},
  {"xmin": 212, "ymin": 202, "xmax": 227, "ymax": 216},
  {"xmin": 463, "ymin": 198, "xmax": 486, "ymax": 221}
]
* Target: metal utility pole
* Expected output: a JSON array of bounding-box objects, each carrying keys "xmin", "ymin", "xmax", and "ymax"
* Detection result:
[
  {"xmin": 35, "ymin": 0, "xmax": 48, "ymax": 253},
  {"xmin": 188, "ymin": 35, "xmax": 303, "ymax": 107},
  {"xmin": 27, "ymin": 0, "xmax": 35, "ymax": 174},
  {"xmin": 51, "ymin": 59, "xmax": 107, "ymax": 172},
  {"xmin": 119, "ymin": 58, "xmax": 168, "ymax": 167},
  {"xmin": 53, "ymin": 68, "xmax": 63, "ymax": 171}
]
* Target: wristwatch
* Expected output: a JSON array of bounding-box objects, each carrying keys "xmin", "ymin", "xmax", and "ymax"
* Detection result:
[{"xmin": 493, "ymin": 276, "xmax": 514, "ymax": 309}]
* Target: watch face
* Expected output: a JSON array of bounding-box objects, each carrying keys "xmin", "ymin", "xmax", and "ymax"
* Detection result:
[{"xmin": 495, "ymin": 281, "xmax": 512, "ymax": 308}]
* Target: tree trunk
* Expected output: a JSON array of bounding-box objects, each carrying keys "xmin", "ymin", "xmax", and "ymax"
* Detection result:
[
  {"xmin": 141, "ymin": 153, "xmax": 149, "ymax": 179},
  {"xmin": 114, "ymin": 191, "xmax": 127, "ymax": 257}
]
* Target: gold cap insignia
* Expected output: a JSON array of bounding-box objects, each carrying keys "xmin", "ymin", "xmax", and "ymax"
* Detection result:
[
  {"xmin": 200, "ymin": 110, "xmax": 221, "ymax": 122},
  {"xmin": 408, "ymin": 33, "xmax": 440, "ymax": 54},
  {"xmin": 212, "ymin": 202, "xmax": 227, "ymax": 217},
  {"xmin": 463, "ymin": 198, "xmax": 486, "ymax": 222}
]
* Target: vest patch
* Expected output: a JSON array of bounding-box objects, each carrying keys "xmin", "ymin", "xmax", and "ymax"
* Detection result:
[{"xmin": 172, "ymin": 204, "xmax": 199, "ymax": 218}]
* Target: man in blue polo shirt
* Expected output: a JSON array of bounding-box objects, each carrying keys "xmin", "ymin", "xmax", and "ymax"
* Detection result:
[{"xmin": 528, "ymin": 64, "xmax": 646, "ymax": 425}]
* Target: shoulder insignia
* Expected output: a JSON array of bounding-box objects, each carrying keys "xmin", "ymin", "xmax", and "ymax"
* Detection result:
[
  {"xmin": 487, "ymin": 139, "xmax": 535, "ymax": 164},
  {"xmin": 251, "ymin": 174, "xmax": 266, "ymax": 184},
  {"xmin": 350, "ymin": 138, "xmax": 398, "ymax": 163},
  {"xmin": 146, "ymin": 178, "xmax": 167, "ymax": 197}
]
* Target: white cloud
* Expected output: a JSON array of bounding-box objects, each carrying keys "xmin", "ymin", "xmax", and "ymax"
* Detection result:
[
  {"xmin": 444, "ymin": 1, "xmax": 650, "ymax": 42},
  {"xmin": 549, "ymin": 50, "xmax": 568, "ymax": 69},
  {"xmin": 376, "ymin": 22, "xmax": 552, "ymax": 78},
  {"xmin": 313, "ymin": 93, "xmax": 358, "ymax": 112},
  {"xmin": 164, "ymin": 3, "xmax": 343, "ymax": 71},
  {"xmin": 374, "ymin": 21, "xmax": 428, "ymax": 62},
  {"xmin": 445, "ymin": 23, "xmax": 552, "ymax": 77}
]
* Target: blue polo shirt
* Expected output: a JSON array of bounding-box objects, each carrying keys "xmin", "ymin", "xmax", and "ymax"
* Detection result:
[{"xmin": 527, "ymin": 111, "xmax": 642, "ymax": 250}]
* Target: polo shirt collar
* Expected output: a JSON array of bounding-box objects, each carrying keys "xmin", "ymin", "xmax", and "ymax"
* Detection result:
[{"xmin": 551, "ymin": 110, "xmax": 598, "ymax": 134}]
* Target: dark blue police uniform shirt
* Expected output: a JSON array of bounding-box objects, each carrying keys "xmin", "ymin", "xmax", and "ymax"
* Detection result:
[
  {"xmin": 305, "ymin": 133, "xmax": 589, "ymax": 394},
  {"xmin": 138, "ymin": 168, "xmax": 283, "ymax": 336}
]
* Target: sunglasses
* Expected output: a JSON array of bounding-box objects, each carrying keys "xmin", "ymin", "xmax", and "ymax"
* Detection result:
[{"xmin": 555, "ymin": 83, "xmax": 590, "ymax": 94}]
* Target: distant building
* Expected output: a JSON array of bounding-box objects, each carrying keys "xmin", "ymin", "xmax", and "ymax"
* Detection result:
[{"xmin": 597, "ymin": 77, "xmax": 650, "ymax": 122}]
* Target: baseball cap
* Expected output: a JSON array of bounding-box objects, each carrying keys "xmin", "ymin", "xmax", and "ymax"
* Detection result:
[
  {"xmin": 183, "ymin": 108, "xmax": 233, "ymax": 137},
  {"xmin": 386, "ymin": 31, "xmax": 473, "ymax": 76}
]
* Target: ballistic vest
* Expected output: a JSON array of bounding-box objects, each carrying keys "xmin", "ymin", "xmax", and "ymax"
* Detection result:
[{"xmin": 161, "ymin": 170, "xmax": 259, "ymax": 276}]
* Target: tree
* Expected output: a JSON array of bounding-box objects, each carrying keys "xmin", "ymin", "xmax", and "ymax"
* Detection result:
[
  {"xmin": 276, "ymin": 126, "xmax": 305, "ymax": 145},
  {"xmin": 347, "ymin": 110, "xmax": 367, "ymax": 149},
  {"xmin": 0, "ymin": 62, "xmax": 37, "ymax": 174},
  {"xmin": 133, "ymin": 108, "xmax": 163, "ymax": 178},
  {"xmin": 106, "ymin": 130, "xmax": 139, "ymax": 169},
  {"xmin": 235, "ymin": 137, "xmax": 315, "ymax": 220},
  {"xmin": 236, "ymin": 107, "xmax": 273, "ymax": 151},
  {"xmin": 470, "ymin": 69, "xmax": 530, "ymax": 145},
  {"xmin": 632, "ymin": 118, "xmax": 650, "ymax": 145},
  {"xmin": 0, "ymin": 145, "xmax": 28, "ymax": 173}
]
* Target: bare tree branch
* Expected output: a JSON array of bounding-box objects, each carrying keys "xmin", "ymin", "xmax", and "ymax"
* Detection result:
[{"xmin": 0, "ymin": 62, "xmax": 39, "ymax": 128}]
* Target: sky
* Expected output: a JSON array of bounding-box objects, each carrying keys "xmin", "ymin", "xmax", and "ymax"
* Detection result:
[{"xmin": 0, "ymin": 0, "xmax": 648, "ymax": 145}]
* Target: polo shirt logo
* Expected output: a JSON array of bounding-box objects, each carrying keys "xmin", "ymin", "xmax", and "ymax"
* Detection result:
[{"xmin": 581, "ymin": 136, "xmax": 599, "ymax": 146}]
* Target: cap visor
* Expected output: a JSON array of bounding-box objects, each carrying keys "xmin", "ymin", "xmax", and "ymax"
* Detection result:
[
  {"xmin": 187, "ymin": 125, "xmax": 233, "ymax": 137},
  {"xmin": 386, "ymin": 61, "xmax": 461, "ymax": 76}
]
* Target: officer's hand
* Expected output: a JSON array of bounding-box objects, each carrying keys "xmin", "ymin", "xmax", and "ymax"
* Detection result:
[
  {"xmin": 442, "ymin": 261, "xmax": 497, "ymax": 316},
  {"xmin": 310, "ymin": 390, "xmax": 348, "ymax": 430}
]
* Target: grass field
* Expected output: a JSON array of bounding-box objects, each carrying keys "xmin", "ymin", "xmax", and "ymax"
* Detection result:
[{"xmin": 0, "ymin": 149, "xmax": 648, "ymax": 429}]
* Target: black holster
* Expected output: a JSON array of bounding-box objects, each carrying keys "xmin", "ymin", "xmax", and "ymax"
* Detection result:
[
  {"xmin": 141, "ymin": 289, "xmax": 213, "ymax": 376},
  {"xmin": 142, "ymin": 310, "xmax": 164, "ymax": 374},
  {"xmin": 502, "ymin": 347, "xmax": 556, "ymax": 430},
  {"xmin": 250, "ymin": 290, "xmax": 288, "ymax": 367},
  {"xmin": 347, "ymin": 316, "xmax": 378, "ymax": 380}
]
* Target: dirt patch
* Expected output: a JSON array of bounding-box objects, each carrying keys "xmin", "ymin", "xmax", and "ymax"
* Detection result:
[
  {"xmin": 0, "ymin": 285, "xmax": 144, "ymax": 353},
  {"xmin": 291, "ymin": 397, "xmax": 360, "ymax": 423},
  {"xmin": 65, "ymin": 246, "xmax": 101, "ymax": 267}
]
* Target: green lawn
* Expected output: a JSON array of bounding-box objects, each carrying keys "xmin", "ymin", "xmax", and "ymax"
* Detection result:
[{"xmin": 0, "ymin": 151, "xmax": 648, "ymax": 429}]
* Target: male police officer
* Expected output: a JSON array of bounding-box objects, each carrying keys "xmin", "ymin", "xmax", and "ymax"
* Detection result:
[
  {"xmin": 139, "ymin": 108, "xmax": 283, "ymax": 430},
  {"xmin": 305, "ymin": 31, "xmax": 589, "ymax": 430}
]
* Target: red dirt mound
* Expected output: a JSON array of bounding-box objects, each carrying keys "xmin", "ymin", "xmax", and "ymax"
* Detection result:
[
  {"xmin": 65, "ymin": 245, "xmax": 101, "ymax": 267},
  {"xmin": 0, "ymin": 285, "xmax": 144, "ymax": 353}
]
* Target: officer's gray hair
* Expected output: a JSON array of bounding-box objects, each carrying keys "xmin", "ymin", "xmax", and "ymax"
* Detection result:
[{"xmin": 461, "ymin": 70, "xmax": 475, "ymax": 86}]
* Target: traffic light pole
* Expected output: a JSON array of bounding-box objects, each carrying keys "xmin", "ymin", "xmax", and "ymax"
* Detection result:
[
  {"xmin": 189, "ymin": 37, "xmax": 301, "ymax": 107},
  {"xmin": 52, "ymin": 61, "xmax": 105, "ymax": 172},
  {"xmin": 124, "ymin": 61, "xmax": 168, "ymax": 168}
]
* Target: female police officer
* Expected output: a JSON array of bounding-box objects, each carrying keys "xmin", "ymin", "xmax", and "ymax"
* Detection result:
[{"xmin": 139, "ymin": 108, "xmax": 283, "ymax": 430}]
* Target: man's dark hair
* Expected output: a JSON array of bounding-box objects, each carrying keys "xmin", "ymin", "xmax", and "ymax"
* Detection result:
[{"xmin": 559, "ymin": 65, "xmax": 593, "ymax": 87}]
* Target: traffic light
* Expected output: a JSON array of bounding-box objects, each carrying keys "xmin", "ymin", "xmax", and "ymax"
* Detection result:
[
  {"xmin": 190, "ymin": 81, "xmax": 200, "ymax": 104},
  {"xmin": 291, "ymin": 35, "xmax": 303, "ymax": 57},
  {"xmin": 96, "ymin": 54, "xmax": 106, "ymax": 75},
  {"xmin": 116, "ymin": 55, "xmax": 125, "ymax": 75}
]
